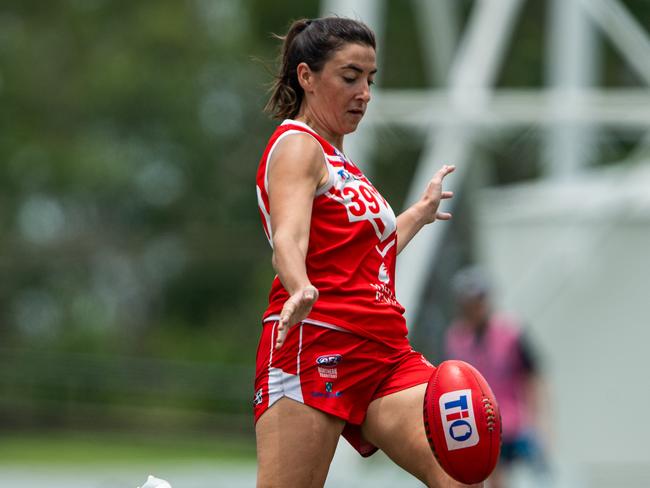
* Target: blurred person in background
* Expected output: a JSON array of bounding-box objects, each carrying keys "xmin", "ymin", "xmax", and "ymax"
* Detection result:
[
  {"xmin": 444, "ymin": 266, "xmax": 550, "ymax": 488},
  {"xmin": 253, "ymin": 16, "xmax": 474, "ymax": 488}
]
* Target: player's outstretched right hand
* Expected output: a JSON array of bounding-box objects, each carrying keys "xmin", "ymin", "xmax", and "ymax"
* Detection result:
[{"xmin": 275, "ymin": 285, "xmax": 319, "ymax": 350}]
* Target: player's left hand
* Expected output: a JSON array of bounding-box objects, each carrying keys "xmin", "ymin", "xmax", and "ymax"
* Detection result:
[{"xmin": 419, "ymin": 164, "xmax": 455, "ymax": 223}]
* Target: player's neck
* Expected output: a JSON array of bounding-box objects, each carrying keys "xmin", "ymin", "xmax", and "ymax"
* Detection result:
[{"xmin": 294, "ymin": 112, "xmax": 344, "ymax": 153}]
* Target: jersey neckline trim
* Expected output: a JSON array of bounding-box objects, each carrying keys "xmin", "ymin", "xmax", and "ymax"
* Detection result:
[
  {"xmin": 281, "ymin": 119, "xmax": 315, "ymax": 132},
  {"xmin": 281, "ymin": 119, "xmax": 349, "ymax": 158}
]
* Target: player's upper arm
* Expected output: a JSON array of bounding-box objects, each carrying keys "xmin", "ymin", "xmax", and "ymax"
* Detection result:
[{"xmin": 267, "ymin": 133, "xmax": 328, "ymax": 242}]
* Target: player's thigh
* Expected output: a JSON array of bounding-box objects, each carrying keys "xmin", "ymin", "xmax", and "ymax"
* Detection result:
[
  {"xmin": 256, "ymin": 397, "xmax": 345, "ymax": 488},
  {"xmin": 361, "ymin": 384, "xmax": 482, "ymax": 488}
]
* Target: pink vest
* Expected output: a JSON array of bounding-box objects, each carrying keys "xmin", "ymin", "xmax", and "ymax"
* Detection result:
[{"xmin": 445, "ymin": 314, "xmax": 531, "ymax": 441}]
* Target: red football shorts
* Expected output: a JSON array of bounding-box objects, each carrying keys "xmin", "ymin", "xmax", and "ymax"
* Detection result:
[{"xmin": 253, "ymin": 321, "xmax": 436, "ymax": 456}]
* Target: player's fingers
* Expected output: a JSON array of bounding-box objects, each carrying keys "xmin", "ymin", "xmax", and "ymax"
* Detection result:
[
  {"xmin": 276, "ymin": 303, "xmax": 293, "ymax": 349},
  {"xmin": 276, "ymin": 287, "xmax": 318, "ymax": 350},
  {"xmin": 429, "ymin": 166, "xmax": 455, "ymax": 188},
  {"xmin": 275, "ymin": 322, "xmax": 288, "ymax": 349},
  {"xmin": 443, "ymin": 164, "xmax": 456, "ymax": 175},
  {"xmin": 281, "ymin": 299, "xmax": 296, "ymax": 322},
  {"xmin": 303, "ymin": 287, "xmax": 316, "ymax": 301},
  {"xmin": 441, "ymin": 191, "xmax": 454, "ymax": 199},
  {"xmin": 436, "ymin": 212, "xmax": 452, "ymax": 221},
  {"xmin": 435, "ymin": 164, "xmax": 456, "ymax": 178},
  {"xmin": 277, "ymin": 316, "xmax": 287, "ymax": 335}
]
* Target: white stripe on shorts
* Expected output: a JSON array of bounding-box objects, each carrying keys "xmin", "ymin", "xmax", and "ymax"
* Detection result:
[{"xmin": 267, "ymin": 322, "xmax": 304, "ymax": 409}]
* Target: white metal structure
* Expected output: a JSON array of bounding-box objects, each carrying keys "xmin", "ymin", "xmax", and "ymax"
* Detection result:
[
  {"xmin": 318, "ymin": 1, "xmax": 650, "ymax": 486},
  {"xmin": 321, "ymin": 0, "xmax": 650, "ymax": 320}
]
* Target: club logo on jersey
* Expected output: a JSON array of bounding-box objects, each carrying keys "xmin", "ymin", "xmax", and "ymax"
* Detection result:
[
  {"xmin": 439, "ymin": 389, "xmax": 480, "ymax": 450},
  {"xmin": 378, "ymin": 263, "xmax": 390, "ymax": 284},
  {"xmin": 317, "ymin": 354, "xmax": 342, "ymax": 379}
]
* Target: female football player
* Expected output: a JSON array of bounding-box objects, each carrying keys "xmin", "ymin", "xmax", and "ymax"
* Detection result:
[{"xmin": 254, "ymin": 17, "xmax": 478, "ymax": 488}]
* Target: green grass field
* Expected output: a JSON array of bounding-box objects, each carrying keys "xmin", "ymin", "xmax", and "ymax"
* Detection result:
[{"xmin": 0, "ymin": 431, "xmax": 256, "ymax": 466}]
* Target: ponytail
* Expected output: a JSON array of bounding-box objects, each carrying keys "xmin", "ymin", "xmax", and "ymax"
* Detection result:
[{"xmin": 264, "ymin": 19, "xmax": 311, "ymax": 120}]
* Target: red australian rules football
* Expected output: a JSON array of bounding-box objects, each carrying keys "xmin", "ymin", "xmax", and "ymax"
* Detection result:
[{"xmin": 423, "ymin": 360, "xmax": 501, "ymax": 484}]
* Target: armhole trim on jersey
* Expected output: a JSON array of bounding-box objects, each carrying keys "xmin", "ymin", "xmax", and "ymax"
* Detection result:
[{"xmin": 264, "ymin": 130, "xmax": 335, "ymax": 197}]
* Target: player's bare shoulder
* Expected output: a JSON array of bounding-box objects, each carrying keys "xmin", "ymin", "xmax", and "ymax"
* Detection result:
[{"xmin": 268, "ymin": 132, "xmax": 328, "ymax": 188}]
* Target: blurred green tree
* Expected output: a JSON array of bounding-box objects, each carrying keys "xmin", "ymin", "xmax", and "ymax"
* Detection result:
[{"xmin": 0, "ymin": 0, "xmax": 304, "ymax": 363}]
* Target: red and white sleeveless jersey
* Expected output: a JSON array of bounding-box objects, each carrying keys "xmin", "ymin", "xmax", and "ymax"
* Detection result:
[{"xmin": 256, "ymin": 120, "xmax": 408, "ymax": 347}]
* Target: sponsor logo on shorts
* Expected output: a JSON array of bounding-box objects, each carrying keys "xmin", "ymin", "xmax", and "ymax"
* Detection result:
[
  {"xmin": 439, "ymin": 389, "xmax": 480, "ymax": 450},
  {"xmin": 311, "ymin": 390, "xmax": 343, "ymax": 399},
  {"xmin": 311, "ymin": 381, "xmax": 342, "ymax": 399},
  {"xmin": 318, "ymin": 366, "xmax": 337, "ymax": 378},
  {"xmin": 253, "ymin": 388, "xmax": 263, "ymax": 406},
  {"xmin": 316, "ymin": 354, "xmax": 342, "ymax": 379},
  {"xmin": 316, "ymin": 354, "xmax": 342, "ymax": 366}
]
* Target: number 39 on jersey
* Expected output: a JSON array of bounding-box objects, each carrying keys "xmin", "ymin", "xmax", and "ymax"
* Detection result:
[{"xmin": 326, "ymin": 169, "xmax": 396, "ymax": 242}]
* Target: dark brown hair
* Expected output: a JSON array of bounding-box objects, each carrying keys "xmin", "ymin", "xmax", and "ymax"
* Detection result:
[{"xmin": 265, "ymin": 17, "xmax": 376, "ymax": 120}]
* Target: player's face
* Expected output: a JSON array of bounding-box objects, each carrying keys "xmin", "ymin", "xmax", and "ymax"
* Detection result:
[{"xmin": 302, "ymin": 43, "xmax": 376, "ymax": 135}]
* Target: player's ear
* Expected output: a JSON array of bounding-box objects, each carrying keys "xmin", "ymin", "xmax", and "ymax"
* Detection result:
[{"xmin": 297, "ymin": 62, "xmax": 315, "ymax": 93}]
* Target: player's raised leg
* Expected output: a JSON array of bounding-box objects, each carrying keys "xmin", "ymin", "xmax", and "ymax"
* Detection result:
[
  {"xmin": 361, "ymin": 384, "xmax": 482, "ymax": 488},
  {"xmin": 256, "ymin": 397, "xmax": 345, "ymax": 488}
]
